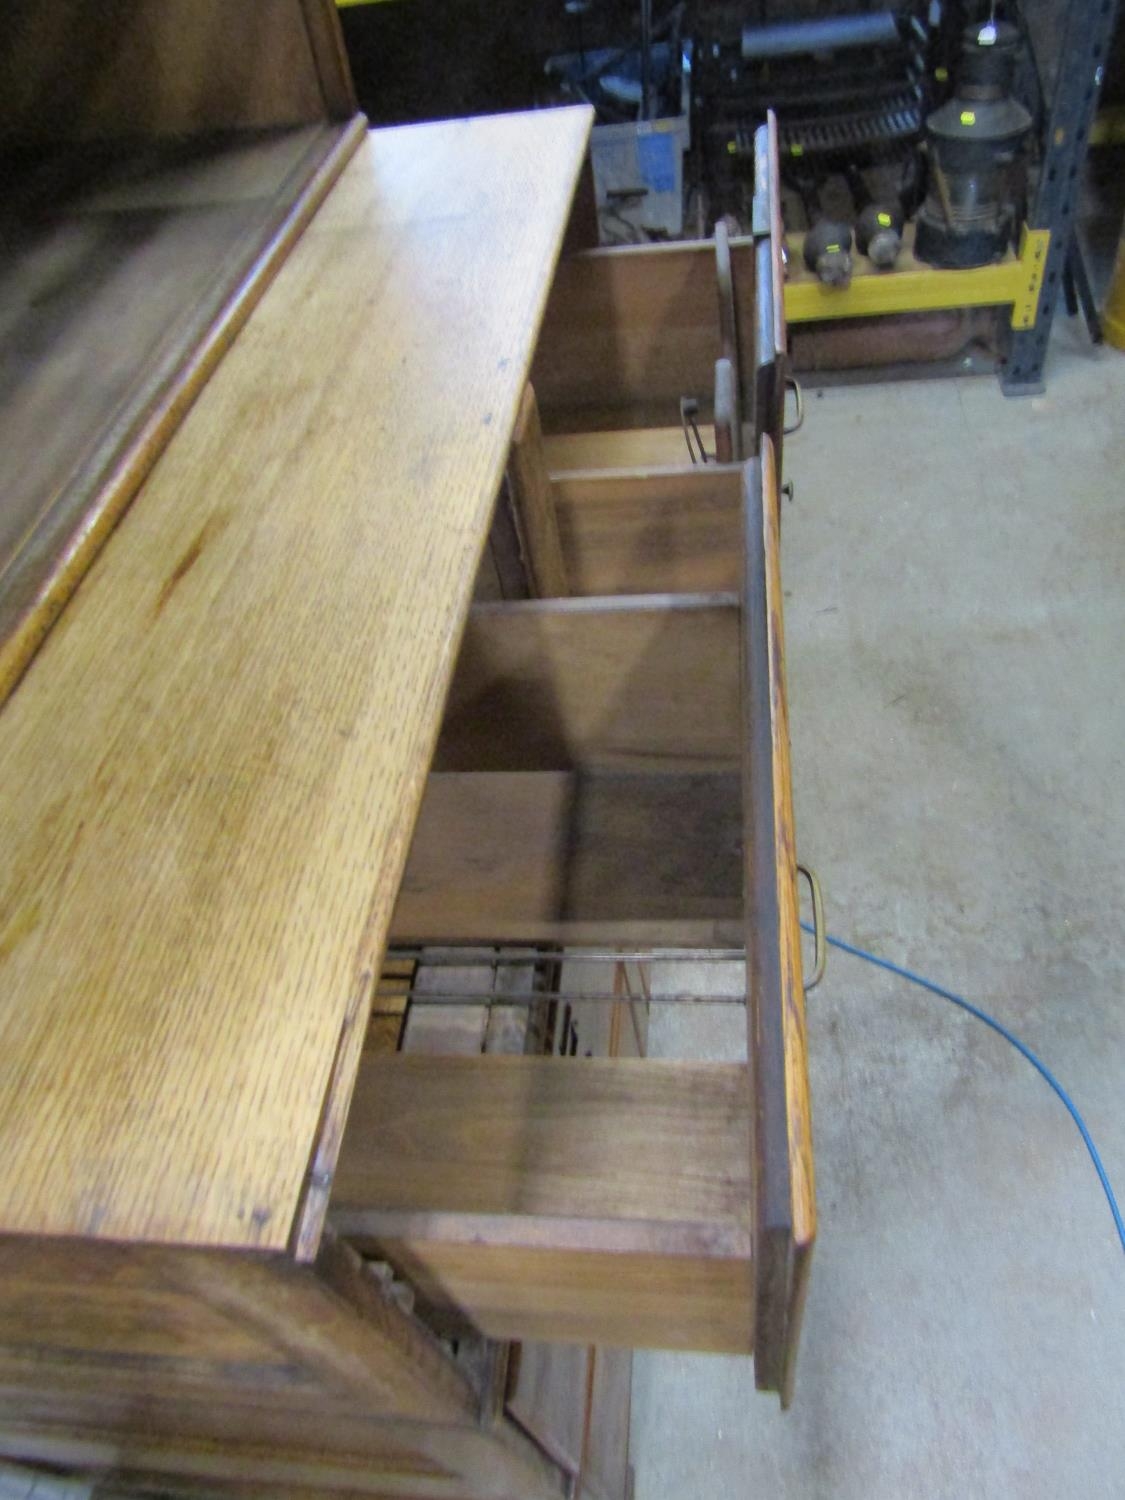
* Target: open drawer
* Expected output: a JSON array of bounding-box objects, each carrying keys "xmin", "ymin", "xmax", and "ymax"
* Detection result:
[
  {"xmin": 480, "ymin": 116, "xmax": 789, "ymax": 603},
  {"xmin": 328, "ymin": 436, "xmax": 815, "ymax": 1404}
]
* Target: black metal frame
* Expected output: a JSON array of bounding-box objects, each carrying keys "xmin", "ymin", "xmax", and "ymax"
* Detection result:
[{"xmin": 1002, "ymin": 0, "xmax": 1121, "ymax": 393}]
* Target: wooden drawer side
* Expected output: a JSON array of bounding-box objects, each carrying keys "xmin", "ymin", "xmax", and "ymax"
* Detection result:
[{"xmin": 330, "ymin": 1056, "xmax": 753, "ymax": 1353}]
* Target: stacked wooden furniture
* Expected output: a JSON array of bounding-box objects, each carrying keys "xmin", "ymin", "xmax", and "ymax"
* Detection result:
[{"xmin": 0, "ymin": 6, "xmax": 814, "ymax": 1493}]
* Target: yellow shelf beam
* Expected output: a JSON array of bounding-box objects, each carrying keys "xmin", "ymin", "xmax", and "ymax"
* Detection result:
[{"xmin": 783, "ymin": 225, "xmax": 1050, "ymax": 329}]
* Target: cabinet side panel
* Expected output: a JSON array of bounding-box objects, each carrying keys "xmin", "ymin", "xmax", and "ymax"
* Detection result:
[{"xmin": 0, "ymin": 1237, "xmax": 564, "ymax": 1498}]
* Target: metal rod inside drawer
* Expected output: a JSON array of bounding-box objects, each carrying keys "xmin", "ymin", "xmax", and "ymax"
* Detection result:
[{"xmin": 374, "ymin": 944, "xmax": 749, "ymax": 1013}]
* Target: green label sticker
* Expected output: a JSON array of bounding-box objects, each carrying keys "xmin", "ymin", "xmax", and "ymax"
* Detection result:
[
  {"xmin": 825, "ymin": 244, "xmax": 841, "ymax": 254},
  {"xmin": 960, "ymin": 109, "xmax": 976, "ymax": 126},
  {"xmin": 935, "ymin": 65, "xmax": 949, "ymax": 81},
  {"xmin": 877, "ymin": 211, "xmax": 892, "ymax": 227},
  {"xmin": 790, "ymin": 143, "xmax": 804, "ymax": 156}
]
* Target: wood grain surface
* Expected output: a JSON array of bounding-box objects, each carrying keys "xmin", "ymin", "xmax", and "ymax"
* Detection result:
[
  {"xmin": 434, "ymin": 594, "xmax": 741, "ymax": 772},
  {"xmin": 542, "ymin": 424, "xmax": 691, "ymax": 470},
  {"xmin": 552, "ymin": 465, "xmax": 743, "ymax": 596},
  {"xmin": 0, "ymin": 107, "xmax": 592, "ymax": 1250},
  {"xmin": 333, "ymin": 1050, "xmax": 755, "ymax": 1350},
  {"xmin": 760, "ymin": 435, "xmax": 815, "ymax": 1405},
  {"xmin": 337, "ymin": 1238, "xmax": 754, "ymax": 1354},
  {"xmin": 505, "ymin": 386, "xmax": 569, "ymax": 597},
  {"xmin": 531, "ymin": 239, "xmax": 759, "ymax": 431},
  {"xmin": 0, "ymin": 1237, "xmax": 565, "ymax": 1499},
  {"xmin": 333, "ymin": 1056, "xmax": 750, "ymax": 1227},
  {"xmin": 393, "ymin": 770, "xmax": 745, "ymax": 947},
  {"xmin": 742, "ymin": 441, "xmax": 815, "ymax": 1398},
  {"xmin": 582, "ymin": 1343, "xmax": 633, "ymax": 1500}
]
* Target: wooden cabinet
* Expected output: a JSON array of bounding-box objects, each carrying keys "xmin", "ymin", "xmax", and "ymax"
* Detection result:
[{"xmin": 0, "ymin": 11, "xmax": 813, "ymax": 1487}]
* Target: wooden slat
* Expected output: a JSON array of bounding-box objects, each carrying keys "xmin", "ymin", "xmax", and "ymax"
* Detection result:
[
  {"xmin": 506, "ymin": 972, "xmax": 639, "ymax": 1495},
  {"xmin": 542, "ymin": 425, "xmax": 690, "ymax": 470},
  {"xmin": 742, "ymin": 441, "xmax": 815, "ymax": 1400},
  {"xmin": 330, "ymin": 1055, "xmax": 753, "ymax": 1352},
  {"xmin": 553, "ymin": 466, "xmax": 742, "ymax": 596},
  {"xmin": 506, "ymin": 1343, "xmax": 588, "ymax": 1480},
  {"xmin": 435, "ymin": 594, "xmax": 740, "ymax": 773},
  {"xmin": 392, "ymin": 770, "xmax": 744, "ymax": 947},
  {"xmin": 0, "ymin": 1235, "xmax": 567, "ymax": 1499},
  {"xmin": 334, "ymin": 1056, "xmax": 749, "ymax": 1226},
  {"xmin": 582, "ymin": 1346, "xmax": 632, "ymax": 1500},
  {"xmin": 0, "ymin": 1406, "xmax": 564, "ymax": 1500},
  {"xmin": 0, "ymin": 107, "xmax": 593, "ymax": 1253},
  {"xmin": 337, "ymin": 1240, "xmax": 752, "ymax": 1355},
  {"xmin": 506, "ymin": 386, "xmax": 569, "ymax": 597}
]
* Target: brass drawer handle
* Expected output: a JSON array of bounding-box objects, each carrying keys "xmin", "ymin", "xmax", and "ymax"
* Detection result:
[
  {"xmin": 797, "ymin": 863, "xmax": 826, "ymax": 991},
  {"xmin": 784, "ymin": 375, "xmax": 804, "ymax": 435}
]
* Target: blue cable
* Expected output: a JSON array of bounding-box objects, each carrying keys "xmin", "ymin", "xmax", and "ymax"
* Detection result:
[{"xmin": 800, "ymin": 921, "xmax": 1125, "ymax": 1258}]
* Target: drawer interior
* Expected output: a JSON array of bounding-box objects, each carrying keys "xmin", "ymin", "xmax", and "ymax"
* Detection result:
[
  {"xmin": 521, "ymin": 239, "xmax": 755, "ymax": 600},
  {"xmin": 399, "ymin": 593, "xmax": 742, "ymax": 945},
  {"xmin": 491, "ymin": 169, "xmax": 786, "ymax": 602},
  {"xmin": 530, "ymin": 238, "xmax": 762, "ymax": 437},
  {"xmin": 329, "ymin": 441, "xmax": 814, "ymax": 1402},
  {"xmin": 331, "ymin": 588, "xmax": 754, "ymax": 1353}
]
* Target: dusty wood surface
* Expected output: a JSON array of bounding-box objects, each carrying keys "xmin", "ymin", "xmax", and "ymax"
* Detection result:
[
  {"xmin": 434, "ymin": 594, "xmax": 741, "ymax": 773},
  {"xmin": 393, "ymin": 770, "xmax": 744, "ymax": 946},
  {"xmin": 0, "ymin": 119, "xmax": 364, "ymax": 707},
  {"xmin": 0, "ymin": 107, "xmax": 591, "ymax": 1251}
]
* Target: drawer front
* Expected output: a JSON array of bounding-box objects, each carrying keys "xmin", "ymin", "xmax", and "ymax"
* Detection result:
[{"xmin": 743, "ymin": 435, "xmax": 815, "ymax": 1404}]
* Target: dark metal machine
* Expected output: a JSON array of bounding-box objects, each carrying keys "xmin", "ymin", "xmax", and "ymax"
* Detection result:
[{"xmin": 915, "ymin": 19, "xmax": 1033, "ymax": 266}]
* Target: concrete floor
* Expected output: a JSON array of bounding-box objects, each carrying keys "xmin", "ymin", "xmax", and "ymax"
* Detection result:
[{"xmin": 631, "ymin": 324, "xmax": 1125, "ymax": 1498}]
